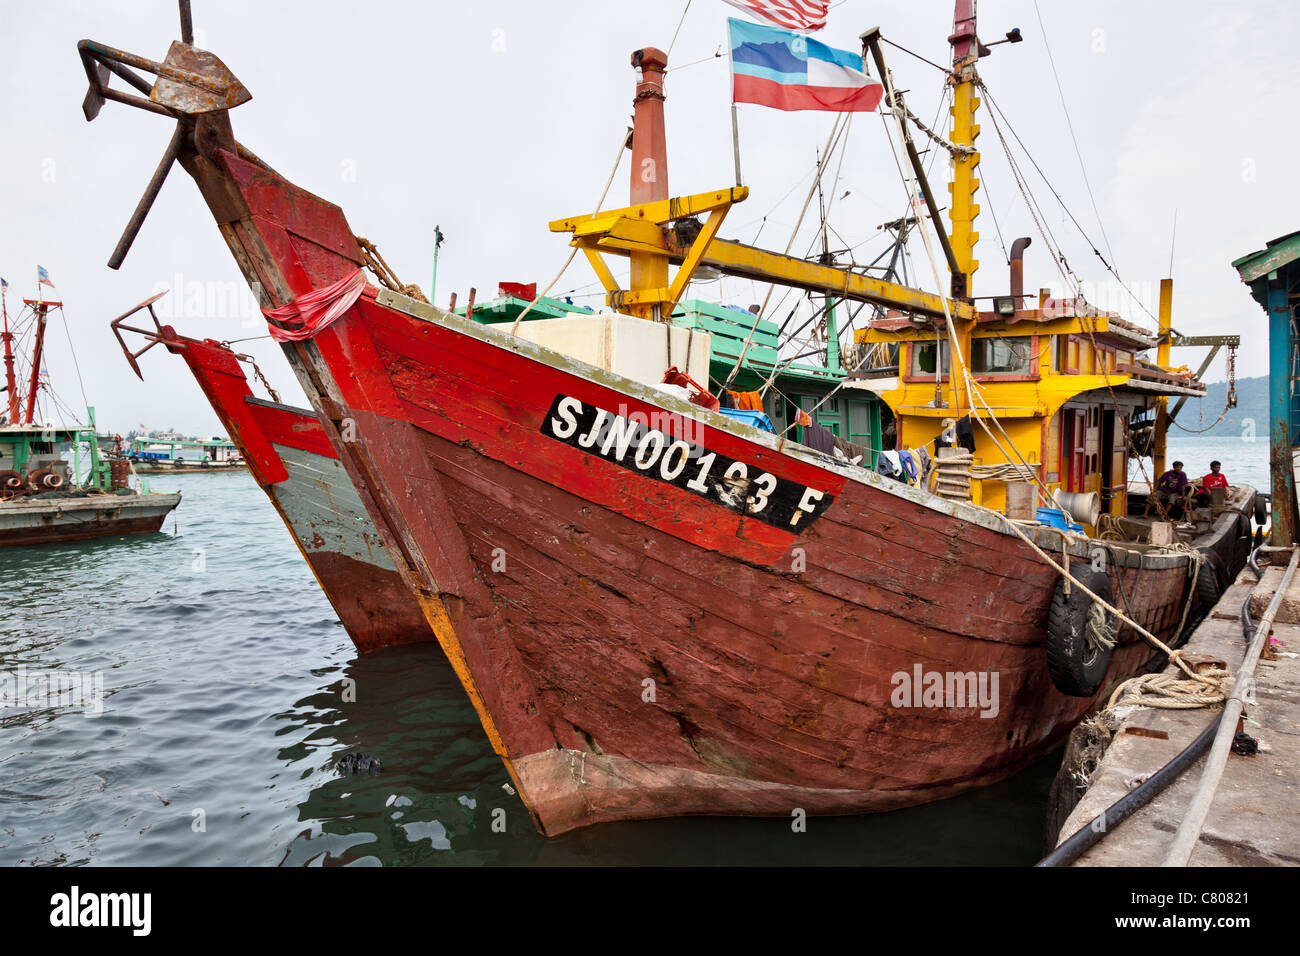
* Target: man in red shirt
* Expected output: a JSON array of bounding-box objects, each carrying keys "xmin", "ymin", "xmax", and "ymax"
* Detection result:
[{"xmin": 1192, "ymin": 460, "xmax": 1229, "ymax": 507}]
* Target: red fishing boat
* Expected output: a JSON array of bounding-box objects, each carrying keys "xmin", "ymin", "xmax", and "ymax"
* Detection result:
[
  {"xmin": 108, "ymin": 294, "xmax": 430, "ymax": 653},
  {"xmin": 77, "ymin": 2, "xmax": 1253, "ymax": 834}
]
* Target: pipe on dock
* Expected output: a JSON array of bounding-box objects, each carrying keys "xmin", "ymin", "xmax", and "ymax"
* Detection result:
[
  {"xmin": 1037, "ymin": 722, "xmax": 1218, "ymax": 868},
  {"xmin": 1037, "ymin": 545, "xmax": 1275, "ymax": 868},
  {"xmin": 1161, "ymin": 546, "xmax": 1300, "ymax": 866}
]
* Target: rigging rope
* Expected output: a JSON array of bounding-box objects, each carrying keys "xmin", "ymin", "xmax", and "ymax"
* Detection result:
[
  {"xmin": 666, "ymin": 0, "xmax": 693, "ymax": 58},
  {"xmin": 57, "ymin": 304, "xmax": 91, "ymax": 414},
  {"xmin": 902, "ymin": 102, "xmax": 973, "ymax": 158},
  {"xmin": 1032, "ymin": 0, "xmax": 1117, "ymax": 267},
  {"xmin": 511, "ymin": 126, "xmax": 628, "ymax": 336},
  {"xmin": 981, "ymin": 84, "xmax": 1160, "ymax": 326},
  {"xmin": 880, "ymin": 36, "xmax": 956, "ymax": 78},
  {"xmin": 723, "ymin": 114, "xmax": 849, "ymax": 388}
]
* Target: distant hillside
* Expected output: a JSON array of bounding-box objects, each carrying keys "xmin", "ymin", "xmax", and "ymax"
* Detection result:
[{"xmin": 1169, "ymin": 375, "xmax": 1266, "ymax": 439}]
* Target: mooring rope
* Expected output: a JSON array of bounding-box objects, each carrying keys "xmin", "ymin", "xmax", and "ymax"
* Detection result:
[
  {"xmin": 996, "ymin": 514, "xmax": 1226, "ymax": 706},
  {"xmin": 1085, "ymin": 602, "xmax": 1116, "ymax": 652}
]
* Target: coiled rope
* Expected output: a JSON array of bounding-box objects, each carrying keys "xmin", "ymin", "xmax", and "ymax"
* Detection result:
[{"xmin": 1105, "ymin": 543, "xmax": 1218, "ymax": 710}]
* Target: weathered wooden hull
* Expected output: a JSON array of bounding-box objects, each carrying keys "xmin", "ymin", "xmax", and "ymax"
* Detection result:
[
  {"xmin": 176, "ymin": 147, "xmax": 1248, "ymax": 834},
  {"xmin": 160, "ymin": 333, "xmax": 431, "ymax": 653},
  {"xmin": 0, "ymin": 492, "xmax": 180, "ymax": 547},
  {"xmin": 304, "ymin": 295, "xmax": 1237, "ymax": 833}
]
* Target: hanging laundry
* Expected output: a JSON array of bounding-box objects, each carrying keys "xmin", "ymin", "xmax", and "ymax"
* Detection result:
[
  {"xmin": 898, "ymin": 449, "xmax": 918, "ymax": 481},
  {"xmin": 956, "ymin": 416, "xmax": 977, "ymax": 453},
  {"xmin": 718, "ymin": 389, "xmax": 736, "ymax": 410},
  {"xmin": 718, "ymin": 408, "xmax": 777, "ymax": 433},
  {"xmin": 935, "ymin": 416, "xmax": 976, "ymax": 454},
  {"xmin": 875, "ymin": 449, "xmax": 904, "ymax": 482},
  {"xmin": 727, "ymin": 390, "xmax": 764, "ymax": 411},
  {"xmin": 936, "ymin": 419, "xmax": 958, "ymax": 451},
  {"xmin": 796, "ymin": 408, "xmax": 813, "ymax": 427},
  {"xmin": 803, "ymin": 422, "xmax": 837, "ymax": 454},
  {"xmin": 912, "ymin": 446, "xmax": 933, "ymax": 486},
  {"xmin": 832, "ymin": 435, "xmax": 867, "ymax": 466}
]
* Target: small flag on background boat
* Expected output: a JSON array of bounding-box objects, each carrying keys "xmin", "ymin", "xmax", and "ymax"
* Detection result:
[
  {"xmin": 722, "ymin": 0, "xmax": 830, "ymax": 32},
  {"xmin": 0, "ymin": 277, "xmax": 7, "ymax": 289},
  {"xmin": 729, "ymin": 18, "xmax": 884, "ymax": 113},
  {"xmin": 37, "ymin": 265, "xmax": 55, "ymax": 288}
]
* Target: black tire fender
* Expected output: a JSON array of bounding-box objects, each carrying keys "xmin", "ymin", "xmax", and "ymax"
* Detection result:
[
  {"xmin": 1255, "ymin": 494, "xmax": 1268, "ymax": 526},
  {"xmin": 1047, "ymin": 564, "xmax": 1116, "ymax": 698},
  {"xmin": 1203, "ymin": 549, "xmax": 1227, "ymax": 593},
  {"xmin": 1174, "ymin": 552, "xmax": 1224, "ymax": 648}
]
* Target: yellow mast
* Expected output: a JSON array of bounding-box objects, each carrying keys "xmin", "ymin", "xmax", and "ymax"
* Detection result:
[
  {"xmin": 1153, "ymin": 278, "xmax": 1173, "ymax": 479},
  {"xmin": 945, "ymin": 0, "xmax": 981, "ymax": 416},
  {"xmin": 948, "ymin": 5, "xmax": 981, "ymax": 291}
]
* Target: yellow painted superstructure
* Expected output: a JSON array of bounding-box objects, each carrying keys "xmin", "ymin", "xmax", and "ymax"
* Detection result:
[{"xmin": 850, "ymin": 312, "xmax": 1161, "ymax": 523}]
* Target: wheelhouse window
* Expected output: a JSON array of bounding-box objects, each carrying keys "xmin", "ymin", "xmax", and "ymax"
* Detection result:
[
  {"xmin": 971, "ymin": 336, "xmax": 1033, "ymax": 376},
  {"xmin": 911, "ymin": 341, "xmax": 950, "ymax": 377}
]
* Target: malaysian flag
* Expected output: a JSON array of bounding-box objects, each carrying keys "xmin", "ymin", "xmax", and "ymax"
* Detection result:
[
  {"xmin": 37, "ymin": 265, "xmax": 55, "ymax": 289},
  {"xmin": 722, "ymin": 0, "xmax": 830, "ymax": 32},
  {"xmin": 729, "ymin": 18, "xmax": 883, "ymax": 112}
]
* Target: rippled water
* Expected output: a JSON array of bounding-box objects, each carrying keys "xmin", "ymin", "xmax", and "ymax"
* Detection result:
[
  {"xmin": 1140, "ymin": 435, "xmax": 1269, "ymax": 492},
  {"xmin": 2, "ymin": 470, "xmax": 1082, "ymax": 866}
]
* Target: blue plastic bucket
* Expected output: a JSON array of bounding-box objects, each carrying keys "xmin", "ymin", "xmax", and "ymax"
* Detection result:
[{"xmin": 1036, "ymin": 507, "xmax": 1083, "ymax": 533}]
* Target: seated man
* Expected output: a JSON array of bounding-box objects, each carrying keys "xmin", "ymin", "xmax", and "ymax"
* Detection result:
[
  {"xmin": 1192, "ymin": 460, "xmax": 1229, "ymax": 507},
  {"xmin": 1146, "ymin": 460, "xmax": 1189, "ymax": 517}
]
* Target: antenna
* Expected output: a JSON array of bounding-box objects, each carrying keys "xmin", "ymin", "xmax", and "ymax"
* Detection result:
[{"xmin": 1167, "ymin": 209, "xmax": 1178, "ymax": 278}]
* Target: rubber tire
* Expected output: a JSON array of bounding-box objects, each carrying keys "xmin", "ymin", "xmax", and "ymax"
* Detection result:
[
  {"xmin": 1047, "ymin": 564, "xmax": 1116, "ymax": 697},
  {"xmin": 1174, "ymin": 554, "xmax": 1223, "ymax": 648},
  {"xmin": 1197, "ymin": 553, "xmax": 1224, "ymax": 608},
  {"xmin": 1233, "ymin": 513, "xmax": 1252, "ymax": 572},
  {"xmin": 1203, "ymin": 549, "xmax": 1227, "ymax": 592},
  {"xmin": 1255, "ymin": 494, "xmax": 1268, "ymax": 526}
]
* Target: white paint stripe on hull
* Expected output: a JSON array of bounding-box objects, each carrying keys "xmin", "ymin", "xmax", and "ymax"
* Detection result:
[{"xmin": 270, "ymin": 443, "xmax": 397, "ymax": 570}]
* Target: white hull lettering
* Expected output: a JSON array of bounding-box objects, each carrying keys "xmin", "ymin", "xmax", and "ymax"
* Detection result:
[
  {"xmin": 577, "ymin": 408, "xmax": 609, "ymax": 448},
  {"xmin": 686, "ymin": 451, "xmax": 718, "ymax": 492},
  {"xmin": 634, "ymin": 431, "xmax": 666, "ymax": 469},
  {"xmin": 540, "ymin": 394, "xmax": 834, "ymax": 533},
  {"xmin": 659, "ymin": 441, "xmax": 692, "ymax": 481},
  {"xmin": 549, "ymin": 396, "xmax": 582, "ymax": 439}
]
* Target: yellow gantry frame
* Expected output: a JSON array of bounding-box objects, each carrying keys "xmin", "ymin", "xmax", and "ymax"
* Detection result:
[
  {"xmin": 553, "ymin": 188, "xmax": 747, "ymax": 322},
  {"xmin": 551, "ymin": 186, "xmax": 978, "ymax": 323}
]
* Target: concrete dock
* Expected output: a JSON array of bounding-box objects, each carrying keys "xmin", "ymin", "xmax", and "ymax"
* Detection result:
[{"xmin": 1053, "ymin": 560, "xmax": 1300, "ymax": 866}]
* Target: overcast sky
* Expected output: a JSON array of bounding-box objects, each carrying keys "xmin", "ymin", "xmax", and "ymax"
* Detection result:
[{"xmin": 1, "ymin": 0, "xmax": 1294, "ymax": 435}]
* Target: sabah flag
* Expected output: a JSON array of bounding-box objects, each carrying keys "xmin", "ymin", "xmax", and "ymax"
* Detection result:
[
  {"xmin": 721, "ymin": 0, "xmax": 830, "ymax": 32},
  {"xmin": 729, "ymin": 18, "xmax": 884, "ymax": 113},
  {"xmin": 37, "ymin": 265, "xmax": 55, "ymax": 288}
]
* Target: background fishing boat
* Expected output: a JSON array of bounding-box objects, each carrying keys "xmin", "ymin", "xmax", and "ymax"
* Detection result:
[
  {"xmin": 0, "ymin": 285, "xmax": 179, "ymax": 547},
  {"xmin": 124, "ymin": 434, "xmax": 243, "ymax": 473}
]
